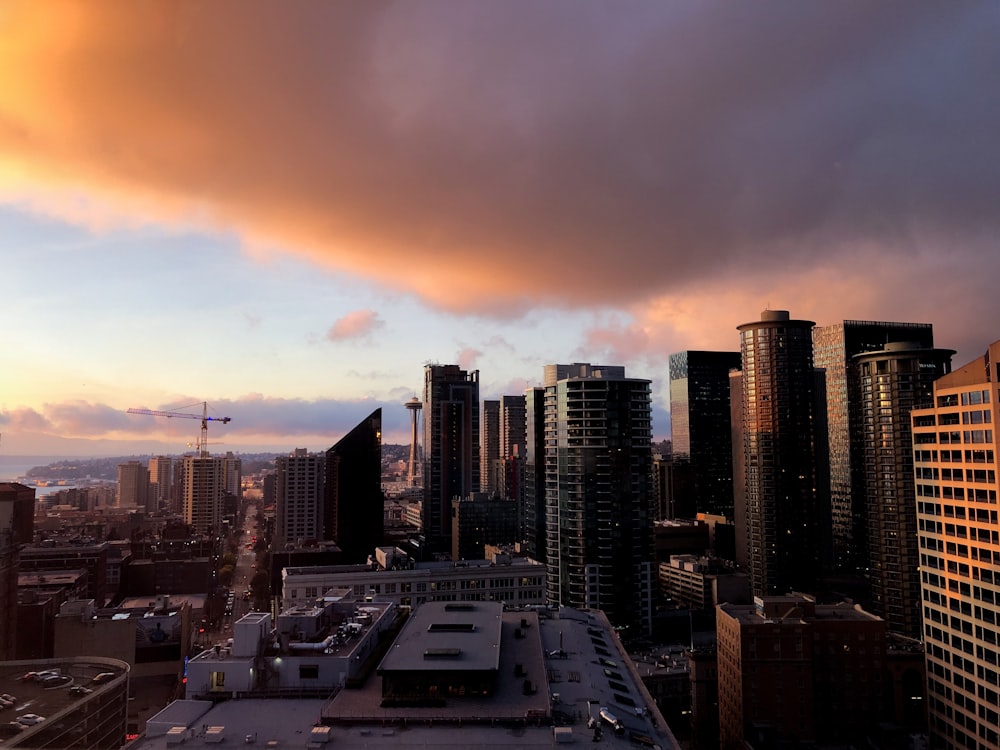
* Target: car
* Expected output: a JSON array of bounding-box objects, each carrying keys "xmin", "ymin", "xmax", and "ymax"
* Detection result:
[
  {"xmin": 1, "ymin": 694, "xmax": 17, "ymax": 703},
  {"xmin": 90, "ymin": 673, "xmax": 116, "ymax": 685},
  {"xmin": 68, "ymin": 686, "xmax": 92, "ymax": 697},
  {"xmin": 16, "ymin": 714, "xmax": 45, "ymax": 726},
  {"xmin": 0, "ymin": 698, "xmax": 14, "ymax": 709}
]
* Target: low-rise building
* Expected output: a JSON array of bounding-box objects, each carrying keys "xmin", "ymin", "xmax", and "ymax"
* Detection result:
[{"xmin": 281, "ymin": 546, "xmax": 545, "ymax": 611}]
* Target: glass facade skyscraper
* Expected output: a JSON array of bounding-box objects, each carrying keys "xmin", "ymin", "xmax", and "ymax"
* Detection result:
[
  {"xmin": 813, "ymin": 320, "xmax": 935, "ymax": 571},
  {"xmin": 668, "ymin": 350, "xmax": 741, "ymax": 519},
  {"xmin": 422, "ymin": 365, "xmax": 480, "ymax": 556},
  {"xmin": 855, "ymin": 342, "xmax": 952, "ymax": 638},
  {"xmin": 737, "ymin": 310, "xmax": 819, "ymax": 597}
]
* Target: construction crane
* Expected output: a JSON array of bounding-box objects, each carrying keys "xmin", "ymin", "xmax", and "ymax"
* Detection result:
[{"xmin": 127, "ymin": 402, "xmax": 231, "ymax": 457}]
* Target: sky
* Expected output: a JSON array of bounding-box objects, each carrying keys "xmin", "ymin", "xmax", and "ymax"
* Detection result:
[{"xmin": 1, "ymin": 1, "xmax": 999, "ymax": 456}]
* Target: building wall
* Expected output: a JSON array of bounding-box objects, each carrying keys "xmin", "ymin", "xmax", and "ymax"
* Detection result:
[
  {"xmin": 912, "ymin": 341, "xmax": 1000, "ymax": 749},
  {"xmin": 281, "ymin": 558, "xmax": 546, "ymax": 611},
  {"xmin": 275, "ymin": 449, "xmax": 325, "ymax": 548}
]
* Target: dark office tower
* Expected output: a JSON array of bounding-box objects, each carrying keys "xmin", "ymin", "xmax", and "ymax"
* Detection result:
[
  {"xmin": 422, "ymin": 365, "xmax": 480, "ymax": 556},
  {"xmin": 855, "ymin": 342, "xmax": 953, "ymax": 638},
  {"xmin": 543, "ymin": 363, "xmax": 655, "ymax": 636},
  {"xmin": 0, "ymin": 483, "xmax": 34, "ymax": 660},
  {"xmin": 813, "ymin": 320, "xmax": 935, "ymax": 572},
  {"xmin": 522, "ymin": 386, "xmax": 547, "ymax": 562},
  {"xmin": 480, "ymin": 399, "xmax": 500, "ymax": 495},
  {"xmin": 738, "ymin": 310, "xmax": 819, "ymax": 597},
  {"xmin": 325, "ymin": 409, "xmax": 383, "ymax": 563},
  {"xmin": 669, "ymin": 350, "xmax": 742, "ymax": 519}
]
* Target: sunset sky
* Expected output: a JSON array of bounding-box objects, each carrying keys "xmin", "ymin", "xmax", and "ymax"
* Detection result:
[{"xmin": 1, "ymin": 1, "xmax": 999, "ymax": 456}]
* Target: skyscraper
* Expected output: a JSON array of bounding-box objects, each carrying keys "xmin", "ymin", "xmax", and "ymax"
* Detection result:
[
  {"xmin": 668, "ymin": 350, "xmax": 741, "ymax": 519},
  {"xmin": 854, "ymin": 341, "xmax": 953, "ymax": 638},
  {"xmin": 181, "ymin": 455, "xmax": 224, "ymax": 534},
  {"xmin": 275, "ymin": 448, "xmax": 325, "ymax": 548},
  {"xmin": 737, "ymin": 310, "xmax": 819, "ymax": 597},
  {"xmin": 913, "ymin": 341, "xmax": 1000, "ymax": 749},
  {"xmin": 813, "ymin": 320, "xmax": 935, "ymax": 571},
  {"xmin": 542, "ymin": 363, "xmax": 654, "ymax": 635},
  {"xmin": 325, "ymin": 408, "xmax": 383, "ymax": 563},
  {"xmin": 422, "ymin": 366, "xmax": 480, "ymax": 556}
]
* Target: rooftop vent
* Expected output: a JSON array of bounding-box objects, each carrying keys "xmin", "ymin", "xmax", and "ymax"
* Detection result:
[
  {"xmin": 424, "ymin": 648, "xmax": 462, "ymax": 659},
  {"xmin": 428, "ymin": 622, "xmax": 475, "ymax": 633}
]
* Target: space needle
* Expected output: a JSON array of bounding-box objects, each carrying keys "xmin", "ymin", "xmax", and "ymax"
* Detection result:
[{"xmin": 405, "ymin": 396, "xmax": 422, "ymax": 487}]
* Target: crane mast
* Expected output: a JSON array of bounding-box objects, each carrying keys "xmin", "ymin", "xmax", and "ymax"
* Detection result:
[{"xmin": 127, "ymin": 402, "xmax": 232, "ymax": 457}]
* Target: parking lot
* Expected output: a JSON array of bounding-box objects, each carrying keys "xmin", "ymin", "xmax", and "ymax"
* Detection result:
[{"xmin": 0, "ymin": 663, "xmax": 124, "ymax": 736}]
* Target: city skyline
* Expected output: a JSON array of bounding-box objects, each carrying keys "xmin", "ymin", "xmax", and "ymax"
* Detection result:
[{"xmin": 2, "ymin": 2, "xmax": 999, "ymax": 456}]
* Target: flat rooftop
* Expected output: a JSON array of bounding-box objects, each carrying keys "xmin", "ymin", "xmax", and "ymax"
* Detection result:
[
  {"xmin": 378, "ymin": 600, "xmax": 502, "ymax": 673},
  {"xmin": 133, "ymin": 606, "xmax": 680, "ymax": 749}
]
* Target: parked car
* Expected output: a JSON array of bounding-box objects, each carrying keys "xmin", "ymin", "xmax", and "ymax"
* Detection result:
[
  {"xmin": 90, "ymin": 673, "xmax": 115, "ymax": 685},
  {"xmin": 68, "ymin": 686, "xmax": 92, "ymax": 697},
  {"xmin": 16, "ymin": 714, "xmax": 45, "ymax": 726},
  {"xmin": 0, "ymin": 698, "xmax": 14, "ymax": 709}
]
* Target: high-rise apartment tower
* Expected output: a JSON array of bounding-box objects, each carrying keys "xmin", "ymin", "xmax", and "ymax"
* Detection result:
[{"xmin": 542, "ymin": 363, "xmax": 654, "ymax": 635}]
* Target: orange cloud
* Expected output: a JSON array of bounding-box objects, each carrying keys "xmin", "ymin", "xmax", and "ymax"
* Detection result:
[
  {"xmin": 326, "ymin": 309, "xmax": 384, "ymax": 342},
  {"xmin": 0, "ymin": 2, "xmax": 997, "ymax": 320}
]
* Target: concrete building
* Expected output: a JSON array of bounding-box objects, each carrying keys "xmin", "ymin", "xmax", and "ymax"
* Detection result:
[
  {"xmin": 422, "ymin": 365, "xmax": 480, "ymax": 556},
  {"xmin": 660, "ymin": 555, "xmax": 750, "ymax": 612},
  {"xmin": 274, "ymin": 448, "xmax": 325, "ymax": 548},
  {"xmin": 451, "ymin": 492, "xmax": 518, "ymax": 561},
  {"xmin": 184, "ymin": 601, "xmax": 396, "ymax": 698},
  {"xmin": 0, "ymin": 656, "xmax": 129, "ymax": 749},
  {"xmin": 54, "ymin": 596, "xmax": 192, "ymax": 679},
  {"xmin": 912, "ymin": 340, "xmax": 1000, "ymax": 749},
  {"xmin": 222, "ymin": 451, "xmax": 242, "ymax": 499},
  {"xmin": 180, "ymin": 455, "xmax": 224, "ymax": 535},
  {"xmin": 854, "ymin": 341, "xmax": 953, "ymax": 638},
  {"xmin": 668, "ymin": 350, "xmax": 742, "ymax": 519},
  {"xmin": 813, "ymin": 320, "xmax": 936, "ymax": 572},
  {"xmin": 480, "ymin": 398, "xmax": 501, "ymax": 495},
  {"xmin": 0, "ymin": 482, "xmax": 34, "ymax": 660},
  {"xmin": 148, "ymin": 456, "xmax": 174, "ymax": 513},
  {"xmin": 117, "ymin": 460, "xmax": 151, "ymax": 511},
  {"xmin": 132, "ymin": 603, "xmax": 679, "ymax": 750},
  {"xmin": 736, "ymin": 310, "xmax": 821, "ymax": 597},
  {"xmin": 717, "ymin": 595, "xmax": 888, "ymax": 748},
  {"xmin": 281, "ymin": 545, "xmax": 545, "ymax": 611},
  {"xmin": 542, "ymin": 363, "xmax": 655, "ymax": 637}
]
